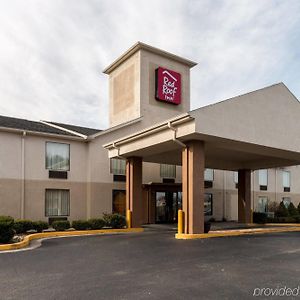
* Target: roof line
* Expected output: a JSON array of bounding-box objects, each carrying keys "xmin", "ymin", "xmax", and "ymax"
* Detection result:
[
  {"xmin": 189, "ymin": 82, "xmax": 286, "ymax": 114},
  {"xmin": 103, "ymin": 113, "xmax": 193, "ymax": 149},
  {"xmin": 40, "ymin": 121, "xmax": 87, "ymax": 139},
  {"xmin": 103, "ymin": 41, "xmax": 197, "ymax": 74},
  {"xmin": 0, "ymin": 126, "xmax": 85, "ymax": 141},
  {"xmin": 89, "ymin": 116, "xmax": 143, "ymax": 139}
]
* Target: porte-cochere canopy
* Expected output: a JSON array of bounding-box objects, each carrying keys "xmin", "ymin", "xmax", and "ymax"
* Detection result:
[{"xmin": 104, "ymin": 83, "xmax": 300, "ymax": 235}]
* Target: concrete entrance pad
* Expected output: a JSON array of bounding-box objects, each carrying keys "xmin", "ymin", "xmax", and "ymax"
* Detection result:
[
  {"xmin": 143, "ymin": 222, "xmax": 300, "ymax": 239},
  {"xmin": 176, "ymin": 222, "xmax": 300, "ymax": 239}
]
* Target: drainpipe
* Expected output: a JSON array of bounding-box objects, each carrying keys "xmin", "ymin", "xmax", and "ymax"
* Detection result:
[
  {"xmin": 21, "ymin": 131, "xmax": 26, "ymax": 219},
  {"xmin": 167, "ymin": 122, "xmax": 186, "ymax": 148},
  {"xmin": 223, "ymin": 170, "xmax": 226, "ymax": 221},
  {"xmin": 275, "ymin": 168, "xmax": 277, "ymax": 204},
  {"xmin": 252, "ymin": 170, "xmax": 254, "ymax": 219},
  {"xmin": 112, "ymin": 142, "xmax": 126, "ymax": 159}
]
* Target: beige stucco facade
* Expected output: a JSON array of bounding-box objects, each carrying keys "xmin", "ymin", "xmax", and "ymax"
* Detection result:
[{"xmin": 1, "ymin": 42, "xmax": 300, "ymax": 226}]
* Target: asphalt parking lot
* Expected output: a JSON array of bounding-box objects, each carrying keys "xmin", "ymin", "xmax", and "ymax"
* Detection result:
[{"xmin": 1, "ymin": 230, "xmax": 300, "ymax": 300}]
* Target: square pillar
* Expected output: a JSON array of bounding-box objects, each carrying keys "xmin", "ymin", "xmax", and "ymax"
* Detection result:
[
  {"xmin": 238, "ymin": 169, "xmax": 251, "ymax": 223},
  {"xmin": 182, "ymin": 141, "xmax": 205, "ymax": 234},
  {"xmin": 126, "ymin": 157, "xmax": 143, "ymax": 228}
]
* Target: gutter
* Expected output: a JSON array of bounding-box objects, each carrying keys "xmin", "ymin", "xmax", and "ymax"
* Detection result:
[
  {"xmin": 104, "ymin": 113, "xmax": 193, "ymax": 150},
  {"xmin": 0, "ymin": 126, "xmax": 85, "ymax": 141},
  {"xmin": 167, "ymin": 121, "xmax": 186, "ymax": 148}
]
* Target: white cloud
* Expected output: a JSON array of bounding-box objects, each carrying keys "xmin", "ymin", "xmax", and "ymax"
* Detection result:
[{"xmin": 0, "ymin": 0, "xmax": 299, "ymax": 128}]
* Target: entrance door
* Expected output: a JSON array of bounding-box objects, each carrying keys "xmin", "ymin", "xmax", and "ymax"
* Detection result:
[
  {"xmin": 112, "ymin": 190, "xmax": 126, "ymax": 216},
  {"xmin": 156, "ymin": 191, "xmax": 180, "ymax": 223}
]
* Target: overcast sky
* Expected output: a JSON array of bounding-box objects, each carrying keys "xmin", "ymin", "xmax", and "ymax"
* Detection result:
[{"xmin": 0, "ymin": 0, "xmax": 299, "ymax": 129}]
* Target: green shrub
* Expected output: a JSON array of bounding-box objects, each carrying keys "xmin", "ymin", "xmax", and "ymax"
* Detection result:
[
  {"xmin": 268, "ymin": 201, "xmax": 279, "ymax": 213},
  {"xmin": 72, "ymin": 220, "xmax": 90, "ymax": 230},
  {"xmin": 253, "ymin": 212, "xmax": 268, "ymax": 224},
  {"xmin": 103, "ymin": 213, "xmax": 126, "ymax": 229},
  {"xmin": 0, "ymin": 216, "xmax": 14, "ymax": 244},
  {"xmin": 52, "ymin": 220, "xmax": 70, "ymax": 231},
  {"xmin": 269, "ymin": 216, "xmax": 300, "ymax": 223},
  {"xmin": 298, "ymin": 203, "xmax": 300, "ymax": 215},
  {"xmin": 14, "ymin": 219, "xmax": 34, "ymax": 234},
  {"xmin": 275, "ymin": 201, "xmax": 289, "ymax": 217},
  {"xmin": 88, "ymin": 218, "xmax": 105, "ymax": 230},
  {"xmin": 32, "ymin": 221, "xmax": 49, "ymax": 233},
  {"xmin": 0, "ymin": 216, "xmax": 14, "ymax": 222},
  {"xmin": 288, "ymin": 202, "xmax": 298, "ymax": 216}
]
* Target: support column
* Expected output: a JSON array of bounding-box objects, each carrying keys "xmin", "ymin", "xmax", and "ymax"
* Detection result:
[
  {"xmin": 126, "ymin": 157, "xmax": 143, "ymax": 228},
  {"xmin": 182, "ymin": 141, "xmax": 205, "ymax": 234},
  {"xmin": 238, "ymin": 169, "xmax": 251, "ymax": 223}
]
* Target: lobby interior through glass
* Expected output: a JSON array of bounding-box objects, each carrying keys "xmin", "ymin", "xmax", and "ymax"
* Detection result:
[{"xmin": 155, "ymin": 191, "xmax": 212, "ymax": 223}]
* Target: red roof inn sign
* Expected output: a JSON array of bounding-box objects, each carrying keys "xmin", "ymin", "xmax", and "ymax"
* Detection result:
[{"xmin": 155, "ymin": 67, "xmax": 181, "ymax": 105}]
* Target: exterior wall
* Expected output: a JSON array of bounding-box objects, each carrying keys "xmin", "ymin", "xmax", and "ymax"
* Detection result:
[
  {"xmin": 108, "ymin": 51, "xmax": 141, "ymax": 127},
  {"xmin": 0, "ymin": 179, "xmax": 22, "ymax": 219},
  {"xmin": 0, "ymin": 131, "xmax": 22, "ymax": 218},
  {"xmin": 139, "ymin": 49, "xmax": 191, "ymax": 127},
  {"xmin": 0, "ymin": 131, "xmax": 88, "ymax": 221},
  {"xmin": 24, "ymin": 180, "xmax": 87, "ymax": 221},
  {"xmin": 206, "ymin": 167, "xmax": 300, "ymax": 222},
  {"xmin": 2, "ymin": 126, "xmax": 300, "ymax": 223},
  {"xmin": 108, "ymin": 48, "xmax": 192, "ymax": 128}
]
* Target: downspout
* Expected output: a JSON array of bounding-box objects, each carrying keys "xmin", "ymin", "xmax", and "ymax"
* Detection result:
[
  {"xmin": 21, "ymin": 131, "xmax": 26, "ymax": 219},
  {"xmin": 275, "ymin": 168, "xmax": 277, "ymax": 204},
  {"xmin": 167, "ymin": 122, "xmax": 186, "ymax": 148},
  {"xmin": 223, "ymin": 170, "xmax": 226, "ymax": 221},
  {"xmin": 252, "ymin": 170, "xmax": 254, "ymax": 220},
  {"xmin": 112, "ymin": 142, "xmax": 126, "ymax": 159}
]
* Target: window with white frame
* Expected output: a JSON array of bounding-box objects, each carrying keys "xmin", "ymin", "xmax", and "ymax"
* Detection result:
[
  {"xmin": 258, "ymin": 169, "xmax": 268, "ymax": 190},
  {"xmin": 282, "ymin": 170, "xmax": 291, "ymax": 192},
  {"xmin": 256, "ymin": 196, "xmax": 268, "ymax": 213},
  {"xmin": 233, "ymin": 171, "xmax": 238, "ymax": 184},
  {"xmin": 204, "ymin": 169, "xmax": 214, "ymax": 181},
  {"xmin": 46, "ymin": 142, "xmax": 70, "ymax": 171},
  {"xmin": 110, "ymin": 158, "xmax": 126, "ymax": 175},
  {"xmin": 45, "ymin": 189, "xmax": 70, "ymax": 217},
  {"xmin": 160, "ymin": 164, "xmax": 176, "ymax": 178}
]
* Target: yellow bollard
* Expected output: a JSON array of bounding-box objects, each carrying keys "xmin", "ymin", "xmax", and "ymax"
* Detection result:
[
  {"xmin": 178, "ymin": 209, "xmax": 184, "ymax": 234},
  {"xmin": 126, "ymin": 210, "xmax": 132, "ymax": 228}
]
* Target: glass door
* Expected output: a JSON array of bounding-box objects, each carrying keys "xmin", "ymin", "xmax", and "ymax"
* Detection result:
[{"xmin": 155, "ymin": 191, "xmax": 179, "ymax": 223}]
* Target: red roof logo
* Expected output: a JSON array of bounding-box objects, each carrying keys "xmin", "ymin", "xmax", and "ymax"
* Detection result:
[{"xmin": 155, "ymin": 67, "xmax": 181, "ymax": 105}]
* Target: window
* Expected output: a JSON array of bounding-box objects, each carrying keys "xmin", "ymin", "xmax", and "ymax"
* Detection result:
[
  {"xmin": 204, "ymin": 169, "xmax": 214, "ymax": 188},
  {"xmin": 45, "ymin": 189, "xmax": 70, "ymax": 217},
  {"xmin": 282, "ymin": 197, "xmax": 291, "ymax": 208},
  {"xmin": 112, "ymin": 190, "xmax": 126, "ymax": 216},
  {"xmin": 46, "ymin": 142, "xmax": 70, "ymax": 171},
  {"xmin": 256, "ymin": 197, "xmax": 268, "ymax": 213},
  {"xmin": 110, "ymin": 158, "xmax": 126, "ymax": 175},
  {"xmin": 282, "ymin": 171, "xmax": 291, "ymax": 192},
  {"xmin": 258, "ymin": 169, "xmax": 268, "ymax": 190},
  {"xmin": 233, "ymin": 171, "xmax": 238, "ymax": 189},
  {"xmin": 160, "ymin": 164, "xmax": 176, "ymax": 179},
  {"xmin": 204, "ymin": 193, "xmax": 213, "ymax": 216},
  {"xmin": 204, "ymin": 169, "xmax": 214, "ymax": 181},
  {"xmin": 233, "ymin": 172, "xmax": 238, "ymax": 183}
]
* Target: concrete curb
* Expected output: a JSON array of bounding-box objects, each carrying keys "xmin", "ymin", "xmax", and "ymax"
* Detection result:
[
  {"xmin": 0, "ymin": 228, "xmax": 144, "ymax": 251},
  {"xmin": 175, "ymin": 226, "xmax": 300, "ymax": 239}
]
